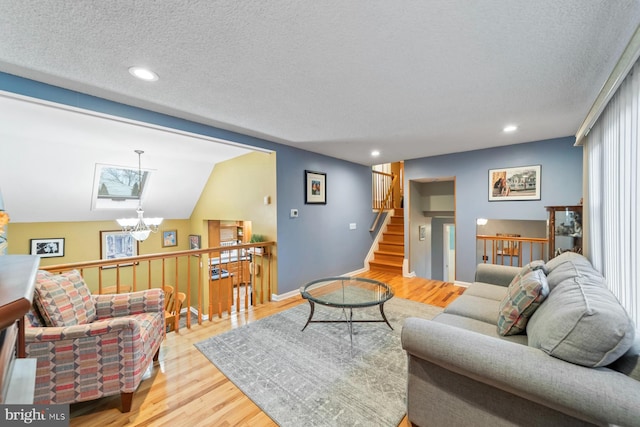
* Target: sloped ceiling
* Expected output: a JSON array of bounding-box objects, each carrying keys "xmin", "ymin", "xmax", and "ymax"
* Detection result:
[
  {"xmin": 0, "ymin": 93, "xmax": 256, "ymax": 222},
  {"xmin": 1, "ymin": 1, "xmax": 640, "ymax": 222}
]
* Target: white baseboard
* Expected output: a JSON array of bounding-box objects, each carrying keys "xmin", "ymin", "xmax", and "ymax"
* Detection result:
[
  {"xmin": 272, "ymin": 266, "xmax": 373, "ymax": 301},
  {"xmin": 454, "ymin": 280, "xmax": 471, "ymax": 288}
]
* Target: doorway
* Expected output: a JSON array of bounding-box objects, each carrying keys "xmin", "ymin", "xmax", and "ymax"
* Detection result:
[{"xmin": 408, "ymin": 178, "xmax": 456, "ymax": 281}]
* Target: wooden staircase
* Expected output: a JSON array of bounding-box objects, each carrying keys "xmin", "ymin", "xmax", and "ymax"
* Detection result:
[{"xmin": 369, "ymin": 208, "xmax": 404, "ymax": 273}]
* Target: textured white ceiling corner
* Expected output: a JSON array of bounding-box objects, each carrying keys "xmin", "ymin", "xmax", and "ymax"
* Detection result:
[{"xmin": 0, "ymin": 1, "xmax": 639, "ymax": 223}]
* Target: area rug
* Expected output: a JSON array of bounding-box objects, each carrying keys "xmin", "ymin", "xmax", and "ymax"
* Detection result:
[{"xmin": 194, "ymin": 297, "xmax": 443, "ymax": 427}]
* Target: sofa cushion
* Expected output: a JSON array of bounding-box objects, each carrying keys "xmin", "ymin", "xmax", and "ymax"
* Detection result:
[
  {"xmin": 434, "ymin": 313, "xmax": 528, "ymax": 345},
  {"xmin": 497, "ymin": 269, "xmax": 549, "ymax": 336},
  {"xmin": 527, "ymin": 257, "xmax": 635, "ymax": 367},
  {"xmin": 443, "ymin": 294, "xmax": 501, "ymax": 324},
  {"xmin": 462, "ymin": 282, "xmax": 507, "ymax": 301},
  {"xmin": 545, "ymin": 251, "xmax": 599, "ymax": 291},
  {"xmin": 34, "ymin": 269, "xmax": 96, "ymax": 327}
]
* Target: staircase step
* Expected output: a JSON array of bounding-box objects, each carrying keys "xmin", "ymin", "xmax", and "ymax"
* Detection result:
[
  {"xmin": 378, "ymin": 242, "xmax": 404, "ymax": 256},
  {"xmin": 382, "ymin": 232, "xmax": 404, "ymax": 244},
  {"xmin": 389, "ymin": 215, "xmax": 404, "ymax": 225},
  {"xmin": 373, "ymin": 250, "xmax": 404, "ymax": 262},
  {"xmin": 369, "ymin": 259, "xmax": 403, "ymax": 273},
  {"xmin": 386, "ymin": 223, "xmax": 404, "ymax": 233},
  {"xmin": 379, "ymin": 241, "xmax": 404, "ymax": 253}
]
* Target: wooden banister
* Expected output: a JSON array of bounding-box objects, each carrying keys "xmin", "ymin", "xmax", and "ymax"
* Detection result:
[
  {"xmin": 476, "ymin": 235, "xmax": 548, "ymax": 266},
  {"xmin": 370, "ymin": 172, "xmax": 397, "ymax": 232}
]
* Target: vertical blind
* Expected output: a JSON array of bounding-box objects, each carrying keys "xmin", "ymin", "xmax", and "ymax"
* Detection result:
[{"xmin": 585, "ymin": 59, "xmax": 640, "ymax": 327}]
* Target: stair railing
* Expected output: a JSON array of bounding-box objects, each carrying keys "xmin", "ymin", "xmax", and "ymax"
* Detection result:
[{"xmin": 370, "ymin": 171, "xmax": 397, "ymax": 232}]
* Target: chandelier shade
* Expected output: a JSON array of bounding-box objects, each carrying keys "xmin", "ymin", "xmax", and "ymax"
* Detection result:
[{"xmin": 116, "ymin": 150, "xmax": 163, "ymax": 241}]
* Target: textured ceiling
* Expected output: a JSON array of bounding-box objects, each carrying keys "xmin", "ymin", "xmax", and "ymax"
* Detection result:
[
  {"xmin": 1, "ymin": 1, "xmax": 639, "ymax": 166},
  {"xmin": 1, "ymin": 2, "xmax": 640, "ymax": 223}
]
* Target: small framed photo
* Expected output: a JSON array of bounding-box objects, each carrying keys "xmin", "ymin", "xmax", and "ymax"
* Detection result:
[
  {"xmin": 100, "ymin": 231, "xmax": 138, "ymax": 263},
  {"xmin": 163, "ymin": 230, "xmax": 178, "ymax": 247},
  {"xmin": 489, "ymin": 165, "xmax": 541, "ymax": 201},
  {"xmin": 189, "ymin": 234, "xmax": 201, "ymax": 250},
  {"xmin": 305, "ymin": 170, "xmax": 327, "ymax": 204},
  {"xmin": 30, "ymin": 238, "xmax": 65, "ymax": 258}
]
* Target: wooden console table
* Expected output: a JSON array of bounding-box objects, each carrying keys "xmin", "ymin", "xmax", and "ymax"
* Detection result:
[{"xmin": 0, "ymin": 255, "xmax": 39, "ymax": 404}]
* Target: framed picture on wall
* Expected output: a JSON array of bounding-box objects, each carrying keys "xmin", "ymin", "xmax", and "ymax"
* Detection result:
[
  {"xmin": 30, "ymin": 238, "xmax": 65, "ymax": 258},
  {"xmin": 488, "ymin": 165, "xmax": 541, "ymax": 201},
  {"xmin": 100, "ymin": 231, "xmax": 138, "ymax": 265},
  {"xmin": 189, "ymin": 234, "xmax": 201, "ymax": 250},
  {"xmin": 305, "ymin": 170, "xmax": 327, "ymax": 204},
  {"xmin": 163, "ymin": 230, "xmax": 178, "ymax": 247}
]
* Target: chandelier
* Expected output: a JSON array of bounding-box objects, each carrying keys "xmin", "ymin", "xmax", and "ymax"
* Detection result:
[{"xmin": 116, "ymin": 150, "xmax": 163, "ymax": 241}]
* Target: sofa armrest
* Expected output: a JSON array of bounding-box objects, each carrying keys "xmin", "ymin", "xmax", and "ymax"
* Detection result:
[
  {"xmin": 474, "ymin": 263, "xmax": 520, "ymax": 287},
  {"xmin": 94, "ymin": 288, "xmax": 164, "ymax": 319},
  {"xmin": 401, "ymin": 318, "xmax": 640, "ymax": 426}
]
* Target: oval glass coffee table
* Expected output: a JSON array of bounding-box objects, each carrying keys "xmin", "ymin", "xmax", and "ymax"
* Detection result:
[{"xmin": 300, "ymin": 277, "xmax": 394, "ymax": 350}]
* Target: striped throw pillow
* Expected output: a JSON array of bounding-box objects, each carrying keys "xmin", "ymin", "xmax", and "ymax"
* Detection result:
[{"xmin": 34, "ymin": 269, "xmax": 96, "ymax": 327}]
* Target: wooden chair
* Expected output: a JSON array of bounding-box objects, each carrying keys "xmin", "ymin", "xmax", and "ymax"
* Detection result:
[
  {"xmin": 165, "ymin": 291, "xmax": 186, "ymax": 332},
  {"xmin": 494, "ymin": 233, "xmax": 521, "ymax": 266},
  {"xmin": 163, "ymin": 285, "xmax": 174, "ymax": 311}
]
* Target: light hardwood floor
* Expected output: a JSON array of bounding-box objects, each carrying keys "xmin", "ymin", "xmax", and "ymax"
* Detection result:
[{"xmin": 69, "ymin": 271, "xmax": 466, "ymax": 426}]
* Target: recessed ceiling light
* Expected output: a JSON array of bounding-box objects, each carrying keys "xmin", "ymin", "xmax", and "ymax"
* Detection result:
[
  {"xmin": 503, "ymin": 125, "xmax": 518, "ymax": 133},
  {"xmin": 128, "ymin": 66, "xmax": 159, "ymax": 82},
  {"xmin": 371, "ymin": 150, "xmax": 380, "ymax": 157}
]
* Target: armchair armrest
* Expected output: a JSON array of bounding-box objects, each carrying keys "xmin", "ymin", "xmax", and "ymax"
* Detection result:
[
  {"xmin": 93, "ymin": 288, "xmax": 164, "ymax": 319},
  {"xmin": 25, "ymin": 317, "xmax": 142, "ymax": 342},
  {"xmin": 401, "ymin": 318, "xmax": 640, "ymax": 426}
]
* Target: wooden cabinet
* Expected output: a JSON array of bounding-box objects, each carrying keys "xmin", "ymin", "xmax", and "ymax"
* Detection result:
[
  {"xmin": 208, "ymin": 220, "xmax": 251, "ymax": 286},
  {"xmin": 546, "ymin": 205, "xmax": 583, "ymax": 259},
  {"xmin": 0, "ymin": 255, "xmax": 39, "ymax": 404}
]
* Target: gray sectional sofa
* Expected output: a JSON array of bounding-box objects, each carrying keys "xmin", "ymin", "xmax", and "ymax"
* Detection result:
[{"xmin": 401, "ymin": 252, "xmax": 640, "ymax": 427}]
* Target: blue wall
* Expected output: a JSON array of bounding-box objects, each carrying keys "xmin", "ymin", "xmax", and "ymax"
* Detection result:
[
  {"xmin": 276, "ymin": 146, "xmax": 376, "ymax": 291},
  {"xmin": 405, "ymin": 137, "xmax": 583, "ymax": 282},
  {"xmin": 0, "ymin": 72, "xmax": 377, "ymax": 294}
]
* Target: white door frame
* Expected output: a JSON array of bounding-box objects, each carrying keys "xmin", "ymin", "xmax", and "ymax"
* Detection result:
[{"xmin": 443, "ymin": 223, "xmax": 455, "ymax": 282}]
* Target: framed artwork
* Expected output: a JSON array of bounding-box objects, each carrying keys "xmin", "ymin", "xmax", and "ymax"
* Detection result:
[
  {"xmin": 489, "ymin": 165, "xmax": 541, "ymax": 201},
  {"xmin": 163, "ymin": 230, "xmax": 178, "ymax": 247},
  {"xmin": 30, "ymin": 238, "xmax": 65, "ymax": 258},
  {"xmin": 100, "ymin": 231, "xmax": 138, "ymax": 262},
  {"xmin": 189, "ymin": 234, "xmax": 201, "ymax": 250},
  {"xmin": 305, "ymin": 170, "xmax": 327, "ymax": 204}
]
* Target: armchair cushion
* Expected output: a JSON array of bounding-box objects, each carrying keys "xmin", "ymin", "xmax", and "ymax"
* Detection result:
[{"xmin": 34, "ymin": 269, "xmax": 96, "ymax": 327}]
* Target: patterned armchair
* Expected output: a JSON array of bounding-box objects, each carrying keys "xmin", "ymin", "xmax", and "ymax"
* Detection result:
[{"xmin": 25, "ymin": 270, "xmax": 165, "ymax": 412}]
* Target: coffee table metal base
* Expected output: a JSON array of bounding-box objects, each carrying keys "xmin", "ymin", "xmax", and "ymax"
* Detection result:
[{"xmin": 301, "ymin": 300, "xmax": 393, "ymax": 351}]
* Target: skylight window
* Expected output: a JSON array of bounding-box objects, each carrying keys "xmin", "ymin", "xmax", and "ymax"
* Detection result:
[
  {"xmin": 91, "ymin": 164, "xmax": 153, "ymax": 210},
  {"xmin": 97, "ymin": 167, "xmax": 148, "ymax": 199}
]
